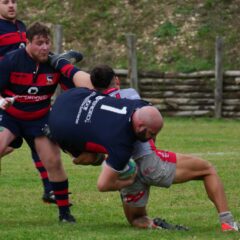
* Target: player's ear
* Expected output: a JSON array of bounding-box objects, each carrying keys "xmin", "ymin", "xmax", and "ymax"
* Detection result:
[
  {"xmin": 115, "ymin": 76, "xmax": 120, "ymax": 88},
  {"xmin": 26, "ymin": 38, "xmax": 31, "ymax": 45},
  {"xmin": 138, "ymin": 124, "xmax": 145, "ymax": 133}
]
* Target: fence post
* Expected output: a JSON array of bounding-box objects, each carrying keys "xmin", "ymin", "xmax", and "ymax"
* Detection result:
[
  {"xmin": 54, "ymin": 24, "xmax": 63, "ymax": 54},
  {"xmin": 125, "ymin": 33, "xmax": 139, "ymax": 92},
  {"xmin": 52, "ymin": 25, "xmax": 63, "ymax": 101},
  {"xmin": 214, "ymin": 36, "xmax": 223, "ymax": 118}
]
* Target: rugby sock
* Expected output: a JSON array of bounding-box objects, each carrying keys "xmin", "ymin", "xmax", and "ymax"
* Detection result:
[
  {"xmin": 25, "ymin": 136, "xmax": 53, "ymax": 194},
  {"xmin": 219, "ymin": 211, "xmax": 234, "ymax": 224},
  {"xmin": 32, "ymin": 152, "xmax": 52, "ymax": 194},
  {"xmin": 55, "ymin": 59, "xmax": 79, "ymax": 79},
  {"xmin": 50, "ymin": 179, "xmax": 71, "ymax": 216}
]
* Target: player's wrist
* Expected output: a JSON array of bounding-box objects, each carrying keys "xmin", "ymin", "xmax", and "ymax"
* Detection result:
[{"xmin": 0, "ymin": 98, "xmax": 5, "ymax": 108}]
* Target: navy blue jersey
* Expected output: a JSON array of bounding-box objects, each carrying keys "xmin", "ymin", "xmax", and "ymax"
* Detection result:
[
  {"xmin": 0, "ymin": 48, "xmax": 74, "ymax": 120},
  {"xmin": 49, "ymin": 87, "xmax": 149, "ymax": 171},
  {"xmin": 0, "ymin": 19, "xmax": 26, "ymax": 58}
]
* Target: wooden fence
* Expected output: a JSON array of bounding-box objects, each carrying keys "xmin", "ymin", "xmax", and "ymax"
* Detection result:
[
  {"xmin": 53, "ymin": 27, "xmax": 240, "ymax": 118},
  {"xmin": 118, "ymin": 35, "xmax": 240, "ymax": 119},
  {"xmin": 115, "ymin": 69, "xmax": 240, "ymax": 118}
]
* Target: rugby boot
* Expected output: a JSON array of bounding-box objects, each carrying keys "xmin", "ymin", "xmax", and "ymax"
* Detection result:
[
  {"xmin": 153, "ymin": 217, "xmax": 189, "ymax": 231},
  {"xmin": 59, "ymin": 211, "xmax": 76, "ymax": 224},
  {"xmin": 42, "ymin": 191, "xmax": 56, "ymax": 204},
  {"xmin": 221, "ymin": 221, "xmax": 240, "ymax": 232}
]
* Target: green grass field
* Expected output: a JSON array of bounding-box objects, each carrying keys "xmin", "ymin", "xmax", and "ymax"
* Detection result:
[{"xmin": 0, "ymin": 117, "xmax": 240, "ymax": 240}]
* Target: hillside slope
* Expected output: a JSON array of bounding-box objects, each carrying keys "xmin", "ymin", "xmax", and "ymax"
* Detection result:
[{"xmin": 18, "ymin": 0, "xmax": 240, "ymax": 72}]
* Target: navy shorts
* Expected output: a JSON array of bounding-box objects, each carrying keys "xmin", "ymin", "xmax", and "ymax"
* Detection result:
[{"xmin": 0, "ymin": 109, "xmax": 49, "ymax": 139}]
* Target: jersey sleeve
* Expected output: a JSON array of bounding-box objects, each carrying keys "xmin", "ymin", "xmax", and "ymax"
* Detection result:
[
  {"xmin": 59, "ymin": 75, "xmax": 75, "ymax": 90},
  {"xmin": 105, "ymin": 144, "xmax": 133, "ymax": 172},
  {"xmin": 120, "ymin": 88, "xmax": 141, "ymax": 100}
]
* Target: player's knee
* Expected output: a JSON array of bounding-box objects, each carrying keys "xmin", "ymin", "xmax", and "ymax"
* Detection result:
[
  {"xmin": 97, "ymin": 181, "xmax": 107, "ymax": 192},
  {"xmin": 204, "ymin": 160, "xmax": 217, "ymax": 175},
  {"xmin": 209, "ymin": 164, "xmax": 217, "ymax": 175},
  {"xmin": 0, "ymin": 146, "xmax": 14, "ymax": 157},
  {"xmin": 41, "ymin": 155, "xmax": 62, "ymax": 172},
  {"xmin": 0, "ymin": 145, "xmax": 8, "ymax": 156}
]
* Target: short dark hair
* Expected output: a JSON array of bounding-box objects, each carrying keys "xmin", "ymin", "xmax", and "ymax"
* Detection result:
[
  {"xmin": 90, "ymin": 64, "xmax": 116, "ymax": 89},
  {"xmin": 26, "ymin": 22, "xmax": 51, "ymax": 41}
]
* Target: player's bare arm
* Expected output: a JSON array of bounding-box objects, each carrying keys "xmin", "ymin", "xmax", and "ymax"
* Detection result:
[{"xmin": 97, "ymin": 163, "xmax": 136, "ymax": 191}]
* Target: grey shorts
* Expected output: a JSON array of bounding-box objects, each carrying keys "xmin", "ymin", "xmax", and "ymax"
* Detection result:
[{"xmin": 120, "ymin": 152, "xmax": 176, "ymax": 207}]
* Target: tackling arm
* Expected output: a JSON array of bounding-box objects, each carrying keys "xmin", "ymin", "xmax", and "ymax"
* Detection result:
[
  {"xmin": 97, "ymin": 163, "xmax": 136, "ymax": 192},
  {"xmin": 72, "ymin": 71, "xmax": 93, "ymax": 89},
  {"xmin": 48, "ymin": 50, "xmax": 93, "ymax": 89}
]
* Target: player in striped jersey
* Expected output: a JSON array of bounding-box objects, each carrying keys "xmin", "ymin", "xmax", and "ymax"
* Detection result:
[
  {"xmin": 0, "ymin": 0, "xmax": 26, "ymax": 59},
  {"xmin": 0, "ymin": 22, "xmax": 90, "ymax": 223},
  {"xmin": 0, "ymin": 0, "xmax": 57, "ymax": 204}
]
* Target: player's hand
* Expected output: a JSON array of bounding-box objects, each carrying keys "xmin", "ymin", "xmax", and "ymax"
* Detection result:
[
  {"xmin": 117, "ymin": 169, "xmax": 137, "ymax": 190},
  {"xmin": 119, "ymin": 170, "xmax": 137, "ymax": 185},
  {"xmin": 0, "ymin": 97, "xmax": 15, "ymax": 110},
  {"xmin": 72, "ymin": 152, "xmax": 105, "ymax": 165},
  {"xmin": 48, "ymin": 50, "xmax": 83, "ymax": 69}
]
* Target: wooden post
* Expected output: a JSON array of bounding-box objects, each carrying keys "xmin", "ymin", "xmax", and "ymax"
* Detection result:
[
  {"xmin": 52, "ymin": 25, "xmax": 63, "ymax": 101},
  {"xmin": 214, "ymin": 36, "xmax": 223, "ymax": 118},
  {"xmin": 125, "ymin": 33, "xmax": 139, "ymax": 92},
  {"xmin": 54, "ymin": 24, "xmax": 63, "ymax": 54}
]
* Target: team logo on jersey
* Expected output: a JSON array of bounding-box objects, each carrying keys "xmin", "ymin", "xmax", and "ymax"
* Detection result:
[
  {"xmin": 46, "ymin": 74, "xmax": 54, "ymax": 85},
  {"xmin": 19, "ymin": 43, "xmax": 26, "ymax": 49},
  {"xmin": 27, "ymin": 87, "xmax": 39, "ymax": 95}
]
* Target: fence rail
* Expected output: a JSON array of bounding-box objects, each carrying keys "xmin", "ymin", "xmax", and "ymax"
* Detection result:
[{"xmin": 115, "ymin": 69, "xmax": 240, "ymax": 118}]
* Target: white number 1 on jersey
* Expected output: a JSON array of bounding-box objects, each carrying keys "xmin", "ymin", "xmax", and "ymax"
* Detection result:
[{"xmin": 100, "ymin": 104, "xmax": 127, "ymax": 114}]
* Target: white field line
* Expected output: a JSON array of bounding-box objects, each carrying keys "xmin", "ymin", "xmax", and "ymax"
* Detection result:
[{"xmin": 191, "ymin": 151, "xmax": 240, "ymax": 157}]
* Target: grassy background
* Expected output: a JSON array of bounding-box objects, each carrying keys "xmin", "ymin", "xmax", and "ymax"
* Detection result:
[
  {"xmin": 17, "ymin": 0, "xmax": 240, "ymax": 72},
  {"xmin": 0, "ymin": 117, "xmax": 240, "ymax": 240}
]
